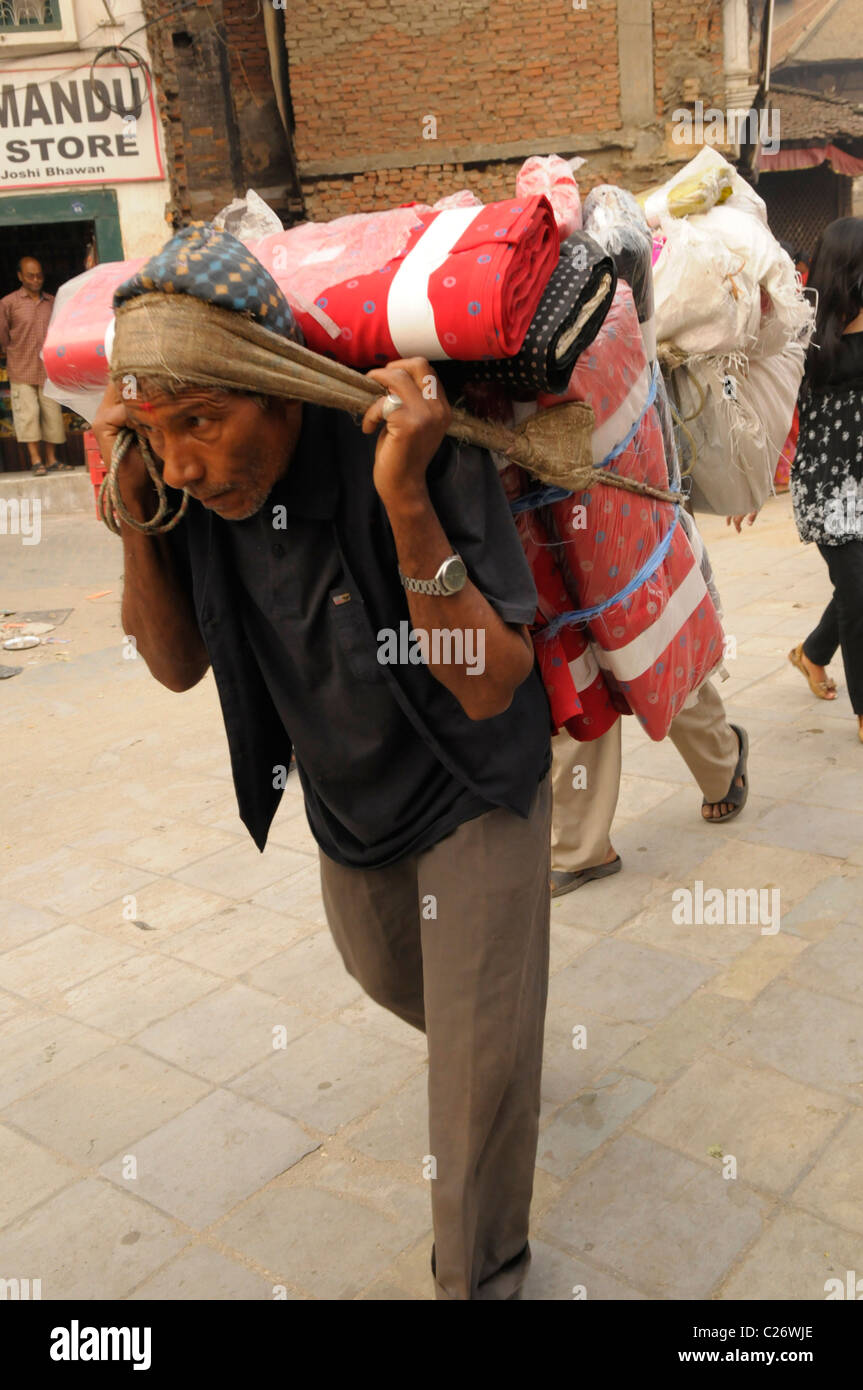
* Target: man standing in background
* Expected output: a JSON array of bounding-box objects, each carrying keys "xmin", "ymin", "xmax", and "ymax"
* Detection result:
[{"xmin": 0, "ymin": 256, "xmax": 68, "ymax": 476}]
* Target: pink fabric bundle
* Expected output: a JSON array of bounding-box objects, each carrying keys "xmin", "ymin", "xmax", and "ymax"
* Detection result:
[
  {"xmin": 43, "ymin": 259, "xmax": 143, "ymax": 392},
  {"xmin": 516, "ymin": 155, "xmax": 583, "ymax": 241}
]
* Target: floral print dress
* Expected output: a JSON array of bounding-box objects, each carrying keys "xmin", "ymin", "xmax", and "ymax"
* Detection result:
[{"xmin": 791, "ymin": 332, "xmax": 863, "ymax": 545}]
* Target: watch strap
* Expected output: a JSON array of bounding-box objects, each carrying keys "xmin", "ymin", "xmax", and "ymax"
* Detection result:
[{"xmin": 399, "ymin": 553, "xmax": 463, "ymax": 596}]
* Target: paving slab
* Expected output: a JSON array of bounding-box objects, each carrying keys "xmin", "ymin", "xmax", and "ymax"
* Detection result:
[
  {"xmin": 537, "ymin": 1072, "xmax": 656, "ymax": 1178},
  {"xmin": 0, "ymin": 1012, "xmax": 112, "ymax": 1110},
  {"xmin": 792, "ymin": 1110, "xmax": 863, "ymax": 1236},
  {"xmin": 523, "ymin": 1239, "xmax": 649, "ymax": 1300},
  {"xmin": 136, "ymin": 984, "xmax": 316, "ymax": 1084},
  {"xmin": 633, "ymin": 1053, "xmax": 847, "ymax": 1195},
  {"xmin": 82, "ymin": 879, "xmax": 234, "ymax": 943},
  {"xmin": 0, "ymin": 1178, "xmax": 186, "ymax": 1300},
  {"xmin": 250, "ymin": 863, "xmax": 330, "ymax": 926},
  {"xmin": 541, "ymin": 1011, "xmax": 647, "ymax": 1106},
  {"xmin": 618, "ymin": 991, "xmax": 745, "ymax": 1084},
  {"xmin": 128, "ymin": 1243, "xmax": 281, "ymax": 1300},
  {"xmin": 242, "ymin": 930, "xmax": 366, "ymax": 1016},
  {"xmin": 788, "ymin": 920, "xmax": 863, "ymax": 1006},
  {"xmin": 0, "ymin": 898, "xmax": 63, "ymax": 951},
  {"xmin": 720, "ymin": 1208, "xmax": 863, "ymax": 1300},
  {"xmin": 175, "ymin": 842, "xmax": 313, "ymax": 899},
  {"xmin": 229, "ymin": 1020, "xmax": 422, "ymax": 1132},
  {"xmin": 549, "ymin": 870, "xmax": 663, "ymax": 934},
  {"xmin": 2, "ymin": 1043, "xmax": 210, "ymax": 1165},
  {"xmin": 99, "ymin": 1089, "xmax": 319, "ymax": 1229},
  {"xmin": 720, "ymin": 980, "xmax": 863, "ymax": 1100},
  {"xmin": 782, "ymin": 874, "xmax": 863, "ymax": 935},
  {"xmin": 59, "ymin": 953, "xmax": 223, "ymax": 1039},
  {"xmin": 0, "ymin": 1124, "xmax": 77, "ymax": 1227},
  {"xmin": 109, "ymin": 820, "xmax": 243, "ymax": 874},
  {"xmin": 1, "ymin": 847, "xmax": 156, "ymax": 918},
  {"xmin": 547, "ymin": 938, "xmax": 714, "ymax": 1026},
  {"xmin": 539, "ymin": 1132, "xmax": 768, "ymax": 1299},
  {"xmin": 348, "ymin": 1071, "xmax": 430, "ymax": 1165},
  {"xmin": 164, "ymin": 903, "xmax": 313, "ymax": 976},
  {"xmin": 0, "ymin": 924, "xmax": 135, "ymax": 1001},
  {"xmin": 216, "ymin": 1183, "xmax": 422, "ymax": 1299}
]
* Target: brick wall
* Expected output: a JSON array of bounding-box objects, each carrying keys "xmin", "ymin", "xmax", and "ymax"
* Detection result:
[
  {"xmin": 286, "ymin": 0, "xmax": 726, "ymax": 220},
  {"xmin": 143, "ymin": 0, "xmax": 728, "ymax": 225},
  {"xmin": 653, "ymin": 0, "xmax": 726, "ymax": 120},
  {"xmin": 143, "ymin": 0, "xmax": 301, "ymax": 223}
]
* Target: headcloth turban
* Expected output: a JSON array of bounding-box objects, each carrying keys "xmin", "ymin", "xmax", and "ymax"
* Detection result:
[{"xmin": 110, "ymin": 222, "xmax": 305, "ymax": 397}]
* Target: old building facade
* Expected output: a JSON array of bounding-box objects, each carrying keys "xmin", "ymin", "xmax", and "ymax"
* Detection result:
[{"xmin": 141, "ymin": 0, "xmax": 763, "ymax": 226}]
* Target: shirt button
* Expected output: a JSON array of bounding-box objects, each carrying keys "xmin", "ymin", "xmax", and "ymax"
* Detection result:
[{"xmin": 272, "ymin": 542, "xmax": 285, "ymax": 558}]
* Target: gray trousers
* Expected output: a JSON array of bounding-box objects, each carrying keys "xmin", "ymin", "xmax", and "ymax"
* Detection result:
[{"xmin": 319, "ymin": 772, "xmax": 552, "ymax": 1300}]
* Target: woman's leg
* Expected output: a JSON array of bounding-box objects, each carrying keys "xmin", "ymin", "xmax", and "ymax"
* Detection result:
[
  {"xmin": 799, "ymin": 549, "xmax": 841, "ymax": 696},
  {"xmin": 819, "ymin": 541, "xmax": 863, "ymax": 716}
]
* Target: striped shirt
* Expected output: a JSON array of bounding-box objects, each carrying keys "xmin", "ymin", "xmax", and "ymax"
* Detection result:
[{"xmin": 0, "ymin": 287, "xmax": 55, "ymax": 387}]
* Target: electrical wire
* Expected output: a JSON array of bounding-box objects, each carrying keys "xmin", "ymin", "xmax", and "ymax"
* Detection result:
[
  {"xmin": 0, "ymin": 0, "xmax": 208, "ymax": 96},
  {"xmin": 88, "ymin": 42, "xmax": 153, "ymax": 118}
]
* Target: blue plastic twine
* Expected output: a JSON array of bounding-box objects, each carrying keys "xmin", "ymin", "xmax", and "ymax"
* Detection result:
[{"xmin": 508, "ymin": 363, "xmax": 681, "ymax": 632}]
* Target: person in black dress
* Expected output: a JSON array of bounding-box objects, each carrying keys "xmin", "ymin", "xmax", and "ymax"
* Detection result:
[{"xmin": 790, "ymin": 217, "xmax": 863, "ymax": 743}]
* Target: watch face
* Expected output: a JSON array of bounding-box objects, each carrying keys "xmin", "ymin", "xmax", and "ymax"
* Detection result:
[{"xmin": 441, "ymin": 556, "xmax": 467, "ymax": 593}]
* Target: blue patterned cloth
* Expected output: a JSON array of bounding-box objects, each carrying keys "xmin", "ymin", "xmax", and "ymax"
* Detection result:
[{"xmin": 114, "ymin": 222, "xmax": 302, "ymax": 342}]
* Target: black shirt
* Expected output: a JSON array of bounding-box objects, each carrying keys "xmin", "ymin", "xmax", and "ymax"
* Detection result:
[{"xmin": 165, "ymin": 404, "xmax": 551, "ymax": 865}]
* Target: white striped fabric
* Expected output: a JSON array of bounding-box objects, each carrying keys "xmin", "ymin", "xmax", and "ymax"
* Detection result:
[
  {"xmin": 386, "ymin": 207, "xmax": 480, "ymax": 360},
  {"xmin": 590, "ymin": 362, "xmax": 651, "ymax": 465},
  {"xmin": 567, "ymin": 644, "xmax": 600, "ymax": 692},
  {"xmin": 593, "ymin": 557, "xmax": 707, "ymax": 684}
]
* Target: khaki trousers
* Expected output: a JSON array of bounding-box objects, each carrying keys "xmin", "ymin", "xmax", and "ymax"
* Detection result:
[
  {"xmin": 551, "ymin": 678, "xmax": 739, "ymax": 873},
  {"xmin": 10, "ymin": 382, "xmax": 66, "ymax": 444},
  {"xmin": 319, "ymin": 773, "xmax": 552, "ymax": 1300}
]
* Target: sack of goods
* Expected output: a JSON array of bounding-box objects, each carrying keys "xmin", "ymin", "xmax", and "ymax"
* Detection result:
[
  {"xmin": 643, "ymin": 145, "xmax": 814, "ymax": 515},
  {"xmin": 43, "ymin": 154, "xmax": 735, "ymax": 744}
]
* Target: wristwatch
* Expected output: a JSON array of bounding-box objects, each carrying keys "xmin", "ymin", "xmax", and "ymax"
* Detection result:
[{"xmin": 399, "ymin": 553, "xmax": 468, "ymax": 597}]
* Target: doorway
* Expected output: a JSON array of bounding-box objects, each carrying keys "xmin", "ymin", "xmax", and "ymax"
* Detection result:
[{"xmin": 0, "ymin": 189, "xmax": 123, "ymax": 471}]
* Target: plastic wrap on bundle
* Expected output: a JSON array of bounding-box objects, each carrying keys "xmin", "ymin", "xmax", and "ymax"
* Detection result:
[
  {"xmin": 641, "ymin": 168, "xmax": 732, "ymax": 224},
  {"xmin": 640, "ymin": 147, "xmax": 753, "ymax": 229},
  {"xmin": 650, "ymin": 148, "xmax": 814, "ymax": 359},
  {"xmin": 581, "ymin": 185, "xmax": 655, "ymax": 361},
  {"xmin": 515, "ymin": 154, "xmax": 584, "ymax": 241},
  {"xmin": 653, "ymin": 369, "xmax": 724, "ymax": 616},
  {"xmin": 213, "ymin": 188, "xmax": 284, "ymax": 240},
  {"xmin": 42, "ymin": 261, "xmax": 145, "ymax": 421},
  {"xmin": 515, "ymin": 282, "xmax": 726, "ymax": 741},
  {"xmin": 496, "ymin": 456, "xmax": 619, "ymax": 740},
  {"xmin": 671, "ymin": 340, "xmax": 805, "ymax": 516},
  {"xmin": 464, "ymin": 232, "xmax": 616, "ymax": 396}
]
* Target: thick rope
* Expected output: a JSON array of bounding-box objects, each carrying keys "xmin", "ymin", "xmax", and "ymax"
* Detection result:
[{"xmin": 98, "ymin": 428, "xmax": 189, "ymax": 535}]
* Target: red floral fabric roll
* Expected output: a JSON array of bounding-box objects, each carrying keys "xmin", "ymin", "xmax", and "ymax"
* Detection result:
[{"xmin": 255, "ymin": 195, "xmax": 560, "ymax": 367}]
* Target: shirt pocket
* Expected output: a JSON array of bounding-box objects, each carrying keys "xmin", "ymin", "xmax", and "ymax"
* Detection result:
[{"xmin": 329, "ymin": 588, "xmax": 384, "ymax": 683}]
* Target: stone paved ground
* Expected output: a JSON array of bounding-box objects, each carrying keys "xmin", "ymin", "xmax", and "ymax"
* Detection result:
[{"xmin": 1, "ymin": 490, "xmax": 862, "ymax": 1300}]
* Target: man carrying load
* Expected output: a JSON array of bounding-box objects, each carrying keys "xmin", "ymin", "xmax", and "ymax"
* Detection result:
[{"xmin": 93, "ymin": 223, "xmax": 553, "ymax": 1302}]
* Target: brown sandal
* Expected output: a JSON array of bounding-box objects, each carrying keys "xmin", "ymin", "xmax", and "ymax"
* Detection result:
[{"xmin": 789, "ymin": 644, "xmax": 837, "ymax": 700}]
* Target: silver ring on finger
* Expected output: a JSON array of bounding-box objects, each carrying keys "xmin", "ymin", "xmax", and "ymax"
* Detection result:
[{"xmin": 381, "ymin": 391, "xmax": 404, "ymax": 420}]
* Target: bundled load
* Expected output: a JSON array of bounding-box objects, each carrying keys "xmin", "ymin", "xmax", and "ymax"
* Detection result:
[
  {"xmin": 498, "ymin": 282, "xmax": 724, "ymax": 741},
  {"xmin": 644, "ymin": 146, "xmax": 814, "ymax": 514},
  {"xmin": 44, "ymin": 157, "xmax": 731, "ymax": 744}
]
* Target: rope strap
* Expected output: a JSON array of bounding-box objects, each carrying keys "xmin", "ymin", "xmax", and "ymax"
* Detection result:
[{"xmin": 97, "ymin": 428, "xmax": 189, "ymax": 536}]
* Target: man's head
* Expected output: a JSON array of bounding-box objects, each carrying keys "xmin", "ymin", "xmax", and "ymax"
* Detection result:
[
  {"xmin": 125, "ymin": 382, "xmax": 302, "ymax": 521},
  {"xmin": 18, "ymin": 257, "xmax": 44, "ymax": 296},
  {"xmin": 110, "ymin": 222, "xmax": 307, "ymax": 520}
]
